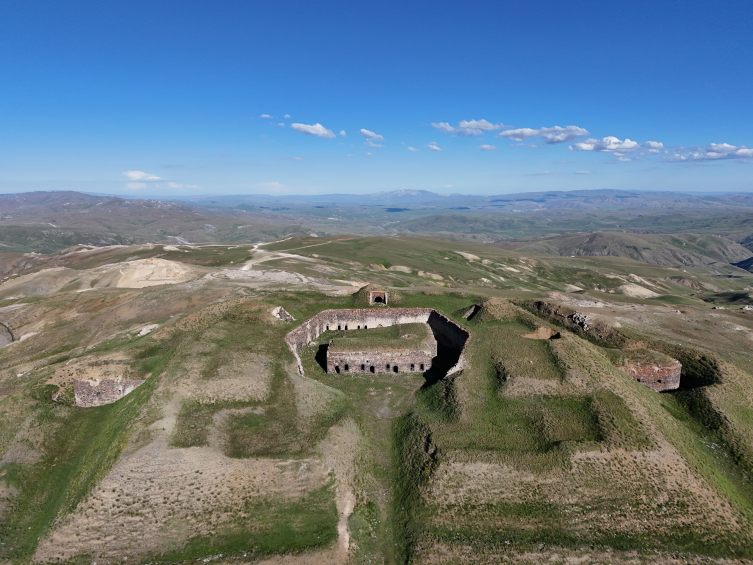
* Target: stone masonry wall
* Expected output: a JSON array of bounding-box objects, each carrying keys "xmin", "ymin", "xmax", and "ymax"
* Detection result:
[
  {"xmin": 285, "ymin": 307, "xmax": 470, "ymax": 377},
  {"xmin": 74, "ymin": 378, "xmax": 146, "ymax": 407},
  {"xmin": 327, "ymin": 349, "xmax": 434, "ymax": 374},
  {"xmin": 623, "ymin": 360, "xmax": 681, "ymax": 392}
]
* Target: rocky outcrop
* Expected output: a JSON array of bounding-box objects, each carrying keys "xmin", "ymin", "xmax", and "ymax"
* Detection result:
[{"xmin": 73, "ymin": 378, "xmax": 145, "ymax": 407}]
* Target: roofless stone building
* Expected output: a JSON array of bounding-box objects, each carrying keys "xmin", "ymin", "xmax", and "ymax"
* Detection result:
[
  {"xmin": 326, "ymin": 323, "xmax": 437, "ymax": 374},
  {"xmin": 285, "ymin": 308, "xmax": 470, "ymax": 377}
]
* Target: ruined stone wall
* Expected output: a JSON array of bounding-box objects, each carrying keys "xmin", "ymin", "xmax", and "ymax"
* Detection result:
[
  {"xmin": 285, "ymin": 307, "xmax": 469, "ymax": 376},
  {"xmin": 73, "ymin": 378, "xmax": 145, "ymax": 407},
  {"xmin": 623, "ymin": 361, "xmax": 681, "ymax": 392},
  {"xmin": 327, "ymin": 350, "xmax": 434, "ymax": 374}
]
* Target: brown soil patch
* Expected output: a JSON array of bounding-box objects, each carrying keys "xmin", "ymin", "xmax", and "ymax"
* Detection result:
[{"xmin": 522, "ymin": 327, "xmax": 560, "ymax": 340}]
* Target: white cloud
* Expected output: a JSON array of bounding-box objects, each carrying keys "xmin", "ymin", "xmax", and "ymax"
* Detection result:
[
  {"xmin": 291, "ymin": 123, "xmax": 336, "ymax": 138},
  {"xmin": 366, "ymin": 152, "xmax": 373, "ymax": 156},
  {"xmin": 478, "ymin": 144, "xmax": 496, "ymax": 151},
  {"xmin": 645, "ymin": 141, "xmax": 663, "ymax": 149},
  {"xmin": 278, "ymin": 123, "xmax": 285, "ymax": 127},
  {"xmin": 340, "ymin": 130, "xmax": 346, "ymax": 137},
  {"xmin": 511, "ymin": 142, "xmax": 538, "ymax": 148},
  {"xmin": 360, "ymin": 129, "xmax": 384, "ymax": 141},
  {"xmin": 365, "ymin": 140, "xmax": 384, "ymax": 148},
  {"xmin": 431, "ymin": 122, "xmax": 455, "ymax": 133},
  {"xmin": 284, "ymin": 114, "xmax": 291, "ymax": 118},
  {"xmin": 499, "ymin": 125, "xmax": 588, "ymax": 144},
  {"xmin": 126, "ymin": 182, "xmax": 147, "ymax": 189},
  {"xmin": 666, "ymin": 143, "xmax": 753, "ymax": 162},
  {"xmin": 432, "ymin": 119, "xmax": 504, "ymax": 136},
  {"xmin": 570, "ymin": 136, "xmax": 640, "ymax": 152},
  {"xmin": 574, "ymin": 170, "xmax": 591, "ymax": 174},
  {"xmin": 427, "ymin": 142, "xmax": 441, "ymax": 152},
  {"xmin": 261, "ymin": 114, "xmax": 272, "ymax": 118},
  {"xmin": 123, "ymin": 170, "xmax": 163, "ymax": 181},
  {"xmin": 407, "ymin": 147, "xmax": 419, "ymax": 152},
  {"xmin": 618, "ymin": 156, "xmax": 632, "ymax": 162}
]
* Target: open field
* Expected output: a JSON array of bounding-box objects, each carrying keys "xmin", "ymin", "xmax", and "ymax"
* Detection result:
[{"xmin": 0, "ymin": 231, "xmax": 752, "ymax": 564}]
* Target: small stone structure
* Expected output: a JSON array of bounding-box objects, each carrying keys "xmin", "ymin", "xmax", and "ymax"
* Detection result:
[
  {"xmin": 73, "ymin": 378, "xmax": 145, "ymax": 407},
  {"xmin": 462, "ymin": 304, "xmax": 482, "ymax": 320},
  {"xmin": 326, "ymin": 324, "xmax": 437, "ymax": 374},
  {"xmin": 619, "ymin": 349, "xmax": 681, "ymax": 392},
  {"xmin": 272, "ymin": 306, "xmax": 295, "ymax": 321},
  {"xmin": 285, "ymin": 308, "xmax": 470, "ymax": 377},
  {"xmin": 368, "ymin": 291, "xmax": 388, "ymax": 305}
]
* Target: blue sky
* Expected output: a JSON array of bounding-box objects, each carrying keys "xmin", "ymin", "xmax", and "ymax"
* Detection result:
[{"xmin": 1, "ymin": 0, "xmax": 752, "ymax": 196}]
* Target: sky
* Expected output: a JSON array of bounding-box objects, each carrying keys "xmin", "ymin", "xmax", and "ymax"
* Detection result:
[{"xmin": 1, "ymin": 0, "xmax": 752, "ymax": 197}]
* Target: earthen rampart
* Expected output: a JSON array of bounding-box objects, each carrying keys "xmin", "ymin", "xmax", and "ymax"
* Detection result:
[{"xmin": 285, "ymin": 308, "xmax": 470, "ymax": 377}]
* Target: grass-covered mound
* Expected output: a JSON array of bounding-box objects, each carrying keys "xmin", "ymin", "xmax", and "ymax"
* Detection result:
[
  {"xmin": 328, "ymin": 322, "xmax": 433, "ymax": 353},
  {"xmin": 606, "ymin": 347, "xmax": 678, "ymax": 368}
]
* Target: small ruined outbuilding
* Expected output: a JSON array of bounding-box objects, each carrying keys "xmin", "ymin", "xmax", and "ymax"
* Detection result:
[
  {"xmin": 326, "ymin": 323, "xmax": 436, "ymax": 374},
  {"xmin": 618, "ymin": 349, "xmax": 681, "ymax": 392},
  {"xmin": 272, "ymin": 306, "xmax": 295, "ymax": 321},
  {"xmin": 369, "ymin": 290, "xmax": 388, "ymax": 305}
]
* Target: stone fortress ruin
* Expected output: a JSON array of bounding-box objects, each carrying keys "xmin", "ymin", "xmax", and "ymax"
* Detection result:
[
  {"xmin": 326, "ymin": 322, "xmax": 437, "ymax": 374},
  {"xmin": 285, "ymin": 307, "xmax": 470, "ymax": 378}
]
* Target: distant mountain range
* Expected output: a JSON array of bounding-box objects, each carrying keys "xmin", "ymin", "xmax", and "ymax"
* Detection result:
[{"xmin": 177, "ymin": 188, "xmax": 753, "ymax": 211}]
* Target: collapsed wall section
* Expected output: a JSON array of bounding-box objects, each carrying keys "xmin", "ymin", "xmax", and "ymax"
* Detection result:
[
  {"xmin": 73, "ymin": 378, "xmax": 145, "ymax": 407},
  {"xmin": 622, "ymin": 360, "xmax": 681, "ymax": 392}
]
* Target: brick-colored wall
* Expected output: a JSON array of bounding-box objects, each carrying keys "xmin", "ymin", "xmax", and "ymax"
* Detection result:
[{"xmin": 622, "ymin": 361, "xmax": 681, "ymax": 392}]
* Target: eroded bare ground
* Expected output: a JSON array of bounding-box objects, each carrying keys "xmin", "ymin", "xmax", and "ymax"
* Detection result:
[{"xmin": 415, "ymin": 545, "xmax": 753, "ymax": 565}]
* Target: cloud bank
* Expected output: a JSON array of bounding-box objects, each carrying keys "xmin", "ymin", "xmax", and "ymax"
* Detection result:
[
  {"xmin": 666, "ymin": 143, "xmax": 753, "ymax": 162},
  {"xmin": 431, "ymin": 119, "xmax": 504, "ymax": 136},
  {"xmin": 498, "ymin": 125, "xmax": 589, "ymax": 144}
]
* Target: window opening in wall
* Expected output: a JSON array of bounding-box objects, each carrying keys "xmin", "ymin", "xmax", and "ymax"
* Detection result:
[
  {"xmin": 344, "ymin": 364, "xmax": 349, "ymax": 372},
  {"xmin": 335, "ymin": 366, "xmax": 340, "ymax": 374},
  {"xmin": 364, "ymin": 325, "xmax": 367, "ymax": 329},
  {"xmin": 361, "ymin": 364, "xmax": 365, "ymax": 371},
  {"xmin": 326, "ymin": 325, "xmax": 329, "ymax": 331},
  {"xmin": 370, "ymin": 366, "xmax": 375, "ymax": 373},
  {"xmin": 345, "ymin": 325, "xmax": 348, "ymax": 330},
  {"xmin": 410, "ymin": 363, "xmax": 415, "ymax": 371},
  {"xmin": 338, "ymin": 325, "xmax": 341, "ymax": 330},
  {"xmin": 374, "ymin": 296, "xmax": 383, "ymax": 303},
  {"xmin": 386, "ymin": 364, "xmax": 390, "ymax": 370},
  {"xmin": 658, "ymin": 379, "xmax": 662, "ymax": 383},
  {"xmin": 420, "ymin": 364, "xmax": 424, "ymax": 371},
  {"xmin": 393, "ymin": 366, "xmax": 399, "ymax": 373}
]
